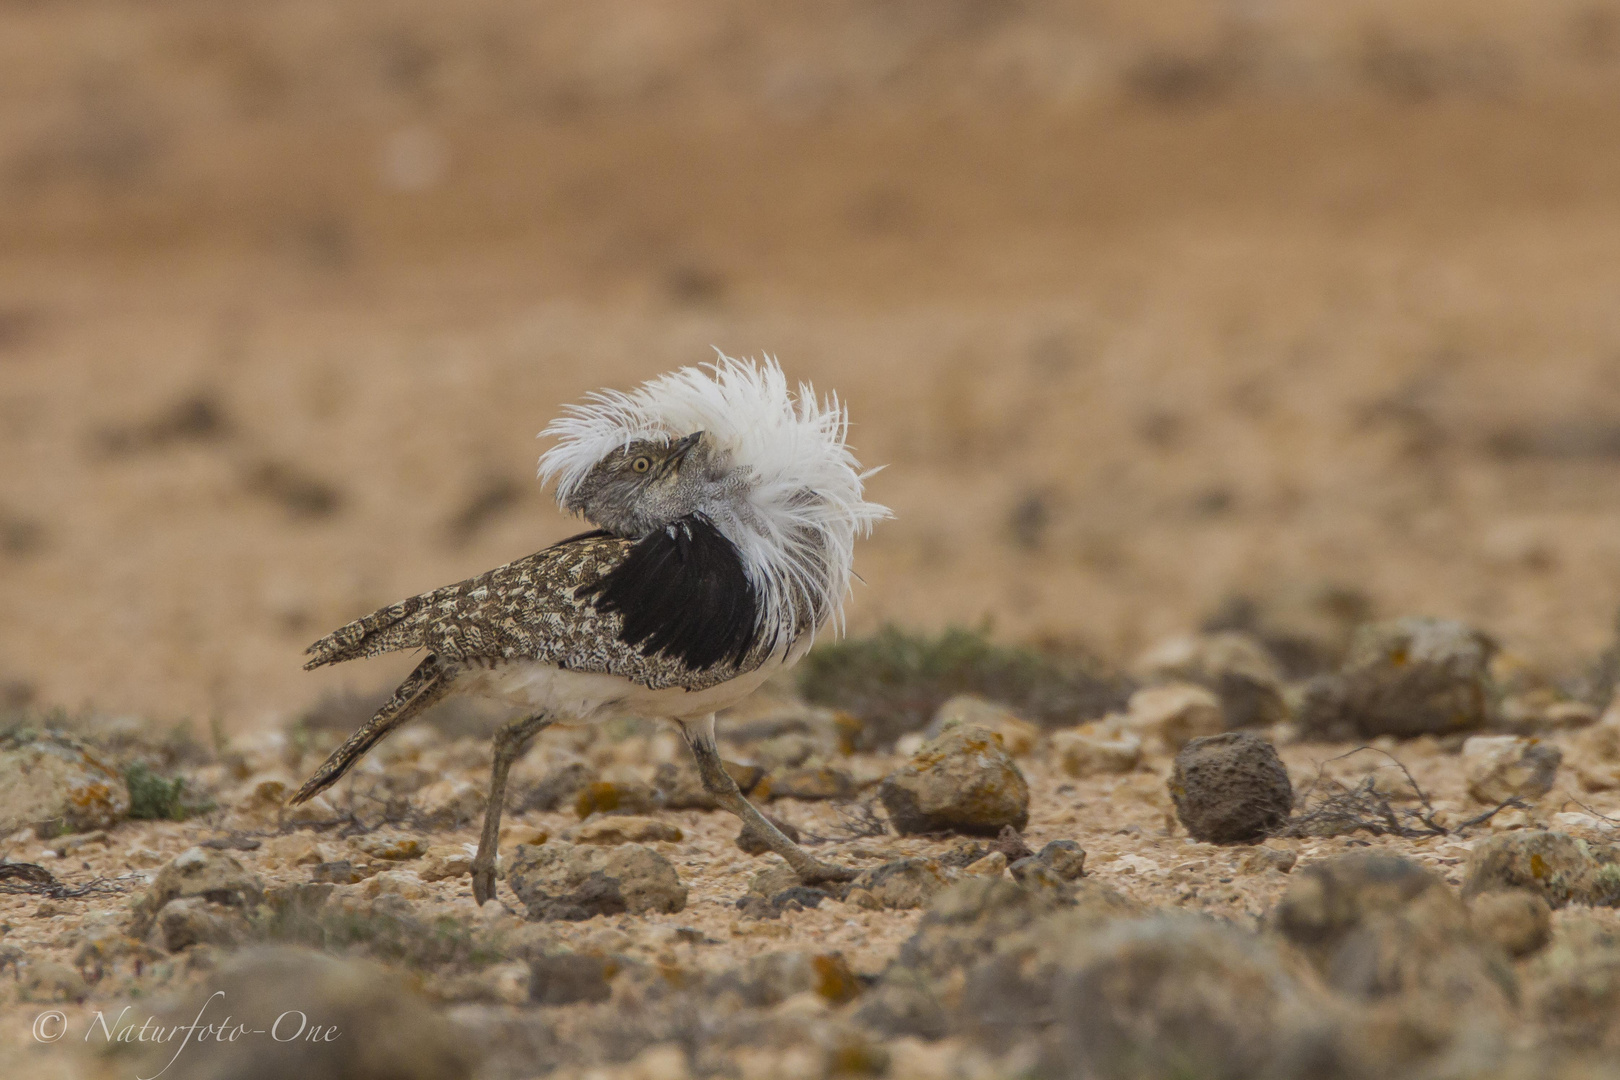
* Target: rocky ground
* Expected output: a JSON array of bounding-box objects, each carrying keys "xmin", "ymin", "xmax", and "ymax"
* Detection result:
[
  {"xmin": 12, "ymin": 4, "xmax": 1620, "ymax": 1077},
  {"xmin": 4, "ymin": 618, "xmax": 1620, "ymax": 1078}
]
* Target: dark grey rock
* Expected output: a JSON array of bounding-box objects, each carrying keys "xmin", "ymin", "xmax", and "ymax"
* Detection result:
[
  {"xmin": 1006, "ymin": 839, "xmax": 1085, "ymax": 899},
  {"xmin": 990, "ymin": 823, "xmax": 1035, "ymax": 862},
  {"xmin": 770, "ymin": 885, "xmax": 830, "ymax": 912},
  {"xmin": 734, "ymin": 886, "xmax": 829, "ymax": 919},
  {"xmin": 1008, "ymin": 857, "xmax": 1073, "ymax": 899},
  {"xmin": 1272, "ymin": 852, "xmax": 1516, "ymax": 1012},
  {"xmin": 848, "ymin": 858, "xmax": 949, "ymax": 911},
  {"xmin": 127, "ymin": 846, "xmax": 265, "ymax": 940},
  {"xmin": 735, "ymin": 810, "xmax": 800, "ymax": 855},
  {"xmin": 518, "ymin": 762, "xmax": 596, "ymax": 812},
  {"xmin": 1048, "ymin": 915, "xmax": 1338, "ymax": 1080},
  {"xmin": 507, "ymin": 842, "xmax": 686, "ymax": 920},
  {"xmin": 938, "ymin": 841, "xmax": 989, "ymax": 869},
  {"xmin": 153, "ymin": 897, "xmax": 250, "ymax": 953},
  {"xmin": 1039, "ymin": 839, "xmax": 1087, "ymax": 880},
  {"xmin": 1297, "ymin": 617, "xmax": 1496, "ymax": 740},
  {"xmin": 1169, "ymin": 732, "xmax": 1293, "ymax": 843}
]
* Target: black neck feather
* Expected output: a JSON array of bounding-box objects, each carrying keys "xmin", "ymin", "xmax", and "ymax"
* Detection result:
[{"xmin": 578, "ymin": 514, "xmax": 760, "ymax": 671}]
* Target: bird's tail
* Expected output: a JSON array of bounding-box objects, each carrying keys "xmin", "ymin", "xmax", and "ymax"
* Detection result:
[
  {"xmin": 289, "ymin": 653, "xmax": 456, "ymax": 805},
  {"xmin": 303, "ymin": 591, "xmax": 439, "ymax": 670}
]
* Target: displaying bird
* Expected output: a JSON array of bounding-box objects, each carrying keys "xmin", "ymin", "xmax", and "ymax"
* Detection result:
[{"xmin": 289, "ymin": 356, "xmax": 889, "ymax": 904}]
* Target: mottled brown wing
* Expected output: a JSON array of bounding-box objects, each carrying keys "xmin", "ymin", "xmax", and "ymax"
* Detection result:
[
  {"xmin": 304, "ymin": 531, "xmax": 762, "ymax": 691},
  {"xmin": 304, "ymin": 532, "xmax": 627, "ymax": 668}
]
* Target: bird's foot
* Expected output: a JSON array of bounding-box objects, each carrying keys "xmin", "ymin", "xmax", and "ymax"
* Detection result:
[{"xmin": 471, "ymin": 861, "xmax": 497, "ymax": 906}]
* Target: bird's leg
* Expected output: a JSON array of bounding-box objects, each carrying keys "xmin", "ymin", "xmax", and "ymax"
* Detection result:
[
  {"xmin": 472, "ymin": 712, "xmax": 552, "ymax": 906},
  {"xmin": 678, "ymin": 715, "xmax": 856, "ymax": 885}
]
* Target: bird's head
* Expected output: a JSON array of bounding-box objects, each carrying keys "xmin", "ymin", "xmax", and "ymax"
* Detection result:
[
  {"xmin": 561, "ymin": 430, "xmax": 738, "ymax": 537},
  {"xmin": 540, "ymin": 356, "xmax": 890, "ymax": 637}
]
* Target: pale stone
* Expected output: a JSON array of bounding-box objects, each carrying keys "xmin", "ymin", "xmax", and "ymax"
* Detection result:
[
  {"xmin": 1124, "ymin": 683, "xmax": 1225, "ymax": 751},
  {"xmin": 1490, "ymin": 808, "xmax": 1537, "ymax": 831},
  {"xmin": 928, "ymin": 695, "xmax": 1041, "ymax": 756},
  {"xmin": 1134, "ymin": 630, "xmax": 1289, "ymax": 728},
  {"xmin": 360, "ymin": 870, "xmax": 430, "ymax": 900},
  {"xmin": 627, "ymin": 1043, "xmax": 692, "ymax": 1080},
  {"xmin": 963, "ymin": 851, "xmax": 1008, "ymax": 877},
  {"xmin": 1462, "ymin": 735, "xmax": 1560, "ymax": 805},
  {"xmin": 353, "ymin": 830, "xmax": 428, "ymax": 861},
  {"xmin": 0, "ymin": 735, "xmax": 129, "ymax": 837},
  {"xmin": 413, "ymin": 778, "xmax": 487, "ymax": 829},
  {"xmin": 265, "ymin": 833, "xmax": 322, "ymax": 867},
  {"xmin": 418, "ymin": 843, "xmax": 475, "ymax": 882},
  {"xmin": 877, "ymin": 726, "xmax": 1029, "ymax": 836},
  {"xmin": 574, "ymin": 815, "xmax": 683, "ymax": 846},
  {"xmin": 1051, "ymin": 724, "xmax": 1142, "ymax": 778},
  {"xmin": 499, "ymin": 823, "xmax": 550, "ymax": 848}
]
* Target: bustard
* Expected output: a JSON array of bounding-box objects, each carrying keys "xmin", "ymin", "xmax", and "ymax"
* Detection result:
[{"xmin": 289, "ymin": 356, "xmax": 888, "ymax": 903}]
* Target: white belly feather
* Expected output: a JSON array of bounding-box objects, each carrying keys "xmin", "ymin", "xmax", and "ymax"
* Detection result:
[{"xmin": 460, "ymin": 638, "xmax": 809, "ymax": 724}]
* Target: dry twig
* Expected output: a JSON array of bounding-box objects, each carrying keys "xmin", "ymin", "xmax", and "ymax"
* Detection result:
[
  {"xmin": 800, "ymin": 797, "xmax": 890, "ymax": 845},
  {"xmin": 1275, "ymin": 746, "xmax": 1525, "ymax": 839},
  {"xmin": 0, "ymin": 861, "xmax": 127, "ymax": 899}
]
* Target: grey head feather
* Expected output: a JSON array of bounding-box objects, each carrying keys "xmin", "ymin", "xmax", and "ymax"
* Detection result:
[{"xmin": 565, "ymin": 431, "xmax": 750, "ymax": 538}]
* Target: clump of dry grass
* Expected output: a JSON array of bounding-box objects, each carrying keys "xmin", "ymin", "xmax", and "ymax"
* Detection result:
[
  {"xmin": 1277, "ymin": 747, "xmax": 1524, "ymax": 839},
  {"xmin": 800, "ymin": 797, "xmax": 890, "ymax": 846},
  {"xmin": 0, "ymin": 861, "xmax": 127, "ymax": 899}
]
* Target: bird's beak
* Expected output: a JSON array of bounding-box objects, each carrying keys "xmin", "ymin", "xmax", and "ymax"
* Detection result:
[
  {"xmin": 658, "ymin": 431, "xmax": 703, "ymax": 477},
  {"xmin": 670, "ymin": 431, "xmax": 703, "ymax": 464}
]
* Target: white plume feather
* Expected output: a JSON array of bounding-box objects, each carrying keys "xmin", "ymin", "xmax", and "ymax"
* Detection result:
[{"xmin": 538, "ymin": 353, "xmax": 890, "ymax": 643}]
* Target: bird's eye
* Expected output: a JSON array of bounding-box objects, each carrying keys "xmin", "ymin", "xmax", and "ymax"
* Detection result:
[{"xmin": 631, "ymin": 456, "xmax": 652, "ymax": 473}]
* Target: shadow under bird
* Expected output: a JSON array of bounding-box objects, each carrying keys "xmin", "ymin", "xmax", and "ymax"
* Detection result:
[{"xmin": 289, "ymin": 356, "xmax": 889, "ymax": 903}]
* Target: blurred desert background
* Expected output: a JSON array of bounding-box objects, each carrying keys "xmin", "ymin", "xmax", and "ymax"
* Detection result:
[{"xmin": 8, "ymin": 0, "xmax": 1620, "ymax": 728}]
